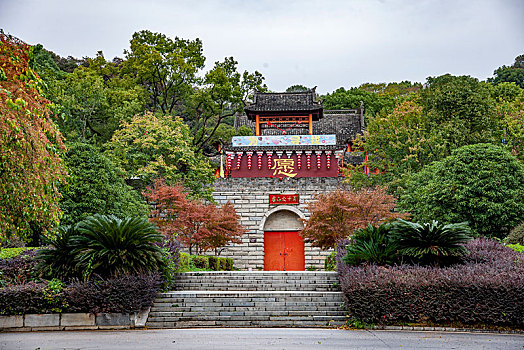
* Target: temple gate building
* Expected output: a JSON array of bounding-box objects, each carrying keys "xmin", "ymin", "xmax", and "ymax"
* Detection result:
[{"xmin": 212, "ymin": 89, "xmax": 364, "ymax": 270}]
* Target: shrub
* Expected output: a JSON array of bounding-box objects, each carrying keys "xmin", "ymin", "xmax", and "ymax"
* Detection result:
[
  {"xmin": 73, "ymin": 215, "xmax": 164, "ymax": 278},
  {"xmin": 389, "ymin": 220, "xmax": 472, "ymax": 265},
  {"xmin": 344, "ymin": 224, "xmax": 397, "ymax": 266},
  {"xmin": 66, "ymin": 274, "xmax": 161, "ymax": 314},
  {"xmin": 192, "ymin": 255, "xmax": 209, "ymax": 269},
  {"xmin": 507, "ymin": 244, "xmax": 524, "ymax": 253},
  {"xmin": 0, "ymin": 274, "xmax": 161, "ymax": 315},
  {"xmin": 324, "ymin": 252, "xmax": 336, "ymax": 271},
  {"xmin": 0, "ymin": 250, "xmax": 38, "ymax": 286},
  {"xmin": 0, "ymin": 280, "xmax": 67, "ymax": 315},
  {"xmin": 157, "ymin": 238, "xmax": 181, "ymax": 291},
  {"xmin": 36, "ymin": 225, "xmax": 80, "ymax": 280},
  {"xmin": 0, "ymin": 247, "xmax": 38, "ymax": 260},
  {"xmin": 208, "ymin": 256, "xmax": 219, "ymax": 271},
  {"xmin": 337, "ymin": 238, "xmax": 524, "ymax": 327},
  {"xmin": 178, "ymin": 253, "xmax": 190, "ymax": 270},
  {"xmin": 219, "ymin": 258, "xmax": 227, "ymax": 270},
  {"xmin": 505, "ymin": 222, "xmax": 524, "ymax": 245},
  {"xmin": 225, "ymin": 258, "xmax": 234, "ymax": 271},
  {"xmin": 398, "ymin": 143, "xmax": 524, "ymax": 239}
]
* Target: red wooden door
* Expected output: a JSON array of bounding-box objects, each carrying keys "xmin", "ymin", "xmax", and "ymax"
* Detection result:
[{"xmin": 264, "ymin": 231, "xmax": 305, "ymax": 271}]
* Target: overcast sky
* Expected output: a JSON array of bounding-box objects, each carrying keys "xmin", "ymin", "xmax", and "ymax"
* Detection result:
[{"xmin": 1, "ymin": 0, "xmax": 523, "ymax": 94}]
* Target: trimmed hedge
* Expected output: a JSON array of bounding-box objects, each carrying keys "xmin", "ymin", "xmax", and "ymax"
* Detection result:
[
  {"xmin": 338, "ymin": 239, "xmax": 524, "ymax": 327},
  {"xmin": 0, "ymin": 274, "xmax": 161, "ymax": 315},
  {"xmin": 178, "ymin": 253, "xmax": 234, "ymax": 271}
]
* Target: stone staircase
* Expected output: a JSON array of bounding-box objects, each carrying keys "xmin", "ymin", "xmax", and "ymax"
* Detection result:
[{"xmin": 146, "ymin": 271, "xmax": 347, "ymax": 328}]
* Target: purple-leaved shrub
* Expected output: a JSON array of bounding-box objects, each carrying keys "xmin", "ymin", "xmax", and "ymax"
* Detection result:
[{"xmin": 337, "ymin": 238, "xmax": 524, "ymax": 327}]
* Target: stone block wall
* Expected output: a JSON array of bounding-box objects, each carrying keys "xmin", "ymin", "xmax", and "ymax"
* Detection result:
[{"xmin": 212, "ymin": 177, "xmax": 344, "ymax": 270}]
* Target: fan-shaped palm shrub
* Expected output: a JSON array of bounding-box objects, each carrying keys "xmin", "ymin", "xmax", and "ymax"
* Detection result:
[
  {"xmin": 389, "ymin": 219, "xmax": 472, "ymax": 265},
  {"xmin": 344, "ymin": 224, "xmax": 397, "ymax": 266},
  {"xmin": 73, "ymin": 215, "xmax": 164, "ymax": 278},
  {"xmin": 36, "ymin": 225, "xmax": 81, "ymax": 280}
]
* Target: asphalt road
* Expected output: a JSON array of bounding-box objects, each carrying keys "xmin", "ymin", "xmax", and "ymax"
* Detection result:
[{"xmin": 1, "ymin": 328, "xmax": 523, "ymax": 350}]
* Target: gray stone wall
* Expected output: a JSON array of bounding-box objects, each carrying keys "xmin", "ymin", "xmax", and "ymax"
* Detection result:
[{"xmin": 212, "ymin": 177, "xmax": 345, "ymax": 270}]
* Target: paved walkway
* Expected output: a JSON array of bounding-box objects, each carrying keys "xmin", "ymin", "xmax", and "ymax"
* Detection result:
[{"xmin": 1, "ymin": 328, "xmax": 523, "ymax": 350}]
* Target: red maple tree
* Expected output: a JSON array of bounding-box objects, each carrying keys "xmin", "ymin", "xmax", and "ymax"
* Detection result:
[
  {"xmin": 145, "ymin": 179, "xmax": 244, "ymax": 255},
  {"xmin": 301, "ymin": 187, "xmax": 409, "ymax": 249}
]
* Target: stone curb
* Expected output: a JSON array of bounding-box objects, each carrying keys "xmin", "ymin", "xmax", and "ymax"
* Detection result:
[
  {"xmin": 0, "ymin": 308, "xmax": 151, "ymax": 333},
  {"xmin": 372, "ymin": 325, "xmax": 524, "ymax": 334}
]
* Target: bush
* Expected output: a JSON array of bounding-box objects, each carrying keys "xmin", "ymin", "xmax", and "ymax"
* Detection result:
[
  {"xmin": 225, "ymin": 258, "xmax": 234, "ymax": 271},
  {"xmin": 0, "ymin": 250, "xmax": 38, "ymax": 286},
  {"xmin": 398, "ymin": 143, "xmax": 524, "ymax": 239},
  {"xmin": 36, "ymin": 225, "xmax": 80, "ymax": 280},
  {"xmin": 0, "ymin": 247, "xmax": 38, "ymax": 260},
  {"xmin": 508, "ymin": 244, "xmax": 524, "ymax": 253},
  {"xmin": 324, "ymin": 252, "xmax": 336, "ymax": 271},
  {"xmin": 66, "ymin": 274, "xmax": 161, "ymax": 314},
  {"xmin": 389, "ymin": 220, "xmax": 472, "ymax": 265},
  {"xmin": 192, "ymin": 256, "xmax": 209, "ymax": 269},
  {"xmin": 208, "ymin": 256, "xmax": 219, "ymax": 271},
  {"xmin": 0, "ymin": 274, "xmax": 161, "ymax": 315},
  {"xmin": 506, "ymin": 222, "xmax": 524, "ymax": 245},
  {"xmin": 344, "ymin": 224, "xmax": 397, "ymax": 266},
  {"xmin": 219, "ymin": 258, "xmax": 227, "ymax": 271},
  {"xmin": 158, "ymin": 238, "xmax": 181, "ymax": 291},
  {"xmin": 73, "ymin": 215, "xmax": 164, "ymax": 278},
  {"xmin": 337, "ymin": 238, "xmax": 524, "ymax": 327},
  {"xmin": 0, "ymin": 280, "xmax": 67, "ymax": 315}
]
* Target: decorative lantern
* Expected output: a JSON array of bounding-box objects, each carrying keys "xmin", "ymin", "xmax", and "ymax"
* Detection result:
[
  {"xmin": 306, "ymin": 151, "xmax": 311, "ymax": 169},
  {"xmin": 247, "ymin": 152, "xmax": 253, "ymax": 170},
  {"xmin": 257, "ymin": 152, "xmax": 262, "ymax": 169},
  {"xmin": 297, "ymin": 152, "xmax": 302, "ymax": 169},
  {"xmin": 226, "ymin": 152, "xmax": 232, "ymax": 170},
  {"xmin": 267, "ymin": 152, "xmax": 273, "ymax": 169},
  {"xmin": 316, "ymin": 151, "xmax": 321, "ymax": 169},
  {"xmin": 327, "ymin": 152, "xmax": 331, "ymax": 169},
  {"xmin": 236, "ymin": 152, "xmax": 242, "ymax": 169}
]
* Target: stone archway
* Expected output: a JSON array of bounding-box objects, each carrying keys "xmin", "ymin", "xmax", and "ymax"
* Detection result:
[{"xmin": 261, "ymin": 207, "xmax": 305, "ymax": 271}]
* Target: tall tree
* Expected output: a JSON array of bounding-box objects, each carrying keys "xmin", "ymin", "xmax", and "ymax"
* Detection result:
[
  {"xmin": 60, "ymin": 143, "xmax": 148, "ymax": 226},
  {"xmin": 188, "ymin": 57, "xmax": 265, "ymax": 153},
  {"xmin": 0, "ymin": 34, "xmax": 67, "ymax": 245},
  {"xmin": 488, "ymin": 54, "xmax": 524, "ymax": 89},
  {"xmin": 106, "ymin": 112, "xmax": 214, "ymax": 198},
  {"xmin": 123, "ymin": 30, "xmax": 205, "ymax": 115}
]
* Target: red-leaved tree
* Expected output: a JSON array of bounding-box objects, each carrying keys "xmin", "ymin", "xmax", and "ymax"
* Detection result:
[
  {"xmin": 144, "ymin": 179, "xmax": 244, "ymax": 255},
  {"xmin": 301, "ymin": 187, "xmax": 409, "ymax": 249}
]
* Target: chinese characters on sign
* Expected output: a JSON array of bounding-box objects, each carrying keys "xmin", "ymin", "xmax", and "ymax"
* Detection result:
[
  {"xmin": 269, "ymin": 194, "xmax": 299, "ymax": 205},
  {"xmin": 271, "ymin": 159, "xmax": 297, "ymax": 178}
]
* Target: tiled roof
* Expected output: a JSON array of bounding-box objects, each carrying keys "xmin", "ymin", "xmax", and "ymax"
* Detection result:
[{"xmin": 244, "ymin": 90, "xmax": 322, "ymax": 113}]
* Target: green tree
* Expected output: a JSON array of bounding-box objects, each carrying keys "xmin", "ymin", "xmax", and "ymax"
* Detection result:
[
  {"xmin": 488, "ymin": 54, "xmax": 524, "ymax": 89},
  {"xmin": 322, "ymin": 87, "xmax": 396, "ymax": 116},
  {"xmin": 0, "ymin": 34, "xmax": 67, "ymax": 246},
  {"xmin": 420, "ymin": 75, "xmax": 497, "ymax": 154},
  {"xmin": 107, "ymin": 112, "xmax": 214, "ymax": 197},
  {"xmin": 398, "ymin": 144, "xmax": 524, "ymax": 239},
  {"xmin": 286, "ymin": 84, "xmax": 310, "ymax": 92},
  {"xmin": 187, "ymin": 57, "xmax": 265, "ymax": 153},
  {"xmin": 123, "ymin": 30, "xmax": 205, "ymax": 115},
  {"xmin": 60, "ymin": 143, "xmax": 148, "ymax": 226}
]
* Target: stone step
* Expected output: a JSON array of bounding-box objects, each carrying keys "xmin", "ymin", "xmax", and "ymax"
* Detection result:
[{"xmin": 146, "ymin": 272, "xmax": 345, "ymax": 328}]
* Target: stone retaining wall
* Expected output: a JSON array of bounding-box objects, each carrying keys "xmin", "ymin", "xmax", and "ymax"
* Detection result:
[
  {"xmin": 212, "ymin": 177, "xmax": 346, "ymax": 270},
  {"xmin": 0, "ymin": 308, "xmax": 150, "ymax": 332}
]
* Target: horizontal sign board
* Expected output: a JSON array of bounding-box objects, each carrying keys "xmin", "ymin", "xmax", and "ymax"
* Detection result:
[{"xmin": 232, "ymin": 135, "xmax": 336, "ymax": 147}]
